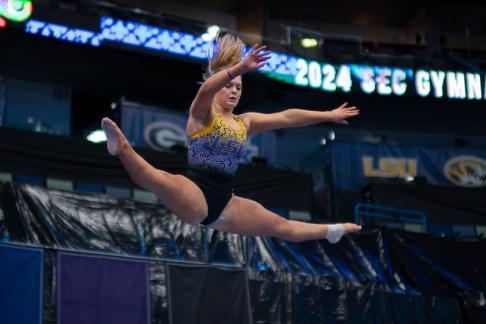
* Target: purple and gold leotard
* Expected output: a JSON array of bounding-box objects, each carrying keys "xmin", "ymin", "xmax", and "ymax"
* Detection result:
[{"xmin": 187, "ymin": 113, "xmax": 248, "ymax": 225}]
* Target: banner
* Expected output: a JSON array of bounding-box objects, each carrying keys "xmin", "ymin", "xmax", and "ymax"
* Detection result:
[
  {"xmin": 121, "ymin": 101, "xmax": 276, "ymax": 164},
  {"xmin": 331, "ymin": 141, "xmax": 486, "ymax": 191},
  {"xmin": 21, "ymin": 11, "xmax": 486, "ymax": 102},
  {"xmin": 58, "ymin": 253, "xmax": 150, "ymax": 324}
]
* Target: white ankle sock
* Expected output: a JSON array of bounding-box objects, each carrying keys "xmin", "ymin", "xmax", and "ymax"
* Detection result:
[{"xmin": 325, "ymin": 224, "xmax": 345, "ymax": 244}]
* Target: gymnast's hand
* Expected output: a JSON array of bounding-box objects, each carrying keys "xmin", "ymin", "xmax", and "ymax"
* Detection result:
[
  {"xmin": 329, "ymin": 102, "xmax": 359, "ymax": 125},
  {"xmin": 241, "ymin": 44, "xmax": 271, "ymax": 73}
]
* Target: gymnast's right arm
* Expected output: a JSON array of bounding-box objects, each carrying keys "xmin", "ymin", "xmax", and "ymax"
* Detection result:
[
  {"xmin": 189, "ymin": 44, "xmax": 269, "ymax": 119},
  {"xmin": 190, "ymin": 65, "xmax": 244, "ymax": 118}
]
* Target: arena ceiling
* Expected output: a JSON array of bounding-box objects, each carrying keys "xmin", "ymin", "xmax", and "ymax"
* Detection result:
[{"xmin": 108, "ymin": 0, "xmax": 486, "ymax": 34}]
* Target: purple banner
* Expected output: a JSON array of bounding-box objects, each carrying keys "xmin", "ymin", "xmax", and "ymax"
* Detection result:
[{"xmin": 58, "ymin": 253, "xmax": 150, "ymax": 324}]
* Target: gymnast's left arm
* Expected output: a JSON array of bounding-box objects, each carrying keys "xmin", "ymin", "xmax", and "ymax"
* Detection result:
[{"xmin": 239, "ymin": 102, "xmax": 359, "ymax": 135}]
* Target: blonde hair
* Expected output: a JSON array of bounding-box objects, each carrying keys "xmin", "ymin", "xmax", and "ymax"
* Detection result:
[{"xmin": 203, "ymin": 34, "xmax": 245, "ymax": 80}]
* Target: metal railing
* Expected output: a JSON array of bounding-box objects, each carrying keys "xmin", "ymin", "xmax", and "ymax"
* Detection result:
[{"xmin": 354, "ymin": 203, "xmax": 427, "ymax": 227}]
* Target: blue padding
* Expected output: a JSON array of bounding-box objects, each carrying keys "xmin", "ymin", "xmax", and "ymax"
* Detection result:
[
  {"xmin": 74, "ymin": 181, "xmax": 104, "ymax": 193},
  {"xmin": 452, "ymin": 225, "xmax": 476, "ymax": 237},
  {"xmin": 106, "ymin": 186, "xmax": 132, "ymax": 198},
  {"xmin": 14, "ymin": 174, "xmax": 44, "ymax": 186},
  {"xmin": 0, "ymin": 244, "xmax": 44, "ymax": 324},
  {"xmin": 427, "ymin": 224, "xmax": 453, "ymax": 236}
]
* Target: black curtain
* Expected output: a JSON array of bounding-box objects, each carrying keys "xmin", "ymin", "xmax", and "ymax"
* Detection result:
[
  {"xmin": 369, "ymin": 183, "xmax": 486, "ymax": 225},
  {"xmin": 249, "ymin": 270, "xmax": 462, "ymax": 323},
  {"xmin": 167, "ymin": 264, "xmax": 251, "ymax": 324}
]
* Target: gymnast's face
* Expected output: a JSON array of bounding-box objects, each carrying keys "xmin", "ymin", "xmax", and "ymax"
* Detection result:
[{"xmin": 215, "ymin": 76, "xmax": 242, "ymax": 111}]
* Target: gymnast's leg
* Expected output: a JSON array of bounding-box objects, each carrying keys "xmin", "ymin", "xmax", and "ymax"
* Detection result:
[
  {"xmin": 101, "ymin": 118, "xmax": 207, "ymax": 224},
  {"xmin": 209, "ymin": 196, "xmax": 361, "ymax": 243}
]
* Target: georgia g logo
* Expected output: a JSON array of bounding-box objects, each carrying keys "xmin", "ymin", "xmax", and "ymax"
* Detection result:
[
  {"xmin": 444, "ymin": 156, "xmax": 486, "ymax": 187},
  {"xmin": 144, "ymin": 121, "xmax": 186, "ymax": 151}
]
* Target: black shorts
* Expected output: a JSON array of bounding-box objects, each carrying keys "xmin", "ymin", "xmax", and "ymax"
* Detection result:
[{"xmin": 186, "ymin": 168, "xmax": 233, "ymax": 225}]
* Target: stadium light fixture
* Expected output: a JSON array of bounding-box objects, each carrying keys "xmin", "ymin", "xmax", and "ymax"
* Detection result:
[
  {"xmin": 300, "ymin": 38, "xmax": 318, "ymax": 48},
  {"xmin": 86, "ymin": 129, "xmax": 107, "ymax": 143},
  {"xmin": 201, "ymin": 24, "xmax": 220, "ymax": 41}
]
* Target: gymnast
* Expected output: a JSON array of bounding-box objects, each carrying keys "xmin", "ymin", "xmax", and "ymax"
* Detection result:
[{"xmin": 102, "ymin": 34, "xmax": 361, "ymax": 244}]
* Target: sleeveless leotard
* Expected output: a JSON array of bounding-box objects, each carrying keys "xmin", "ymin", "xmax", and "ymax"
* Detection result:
[{"xmin": 187, "ymin": 113, "xmax": 248, "ymax": 225}]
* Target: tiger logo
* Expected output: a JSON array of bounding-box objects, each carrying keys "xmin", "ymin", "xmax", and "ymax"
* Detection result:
[{"xmin": 444, "ymin": 156, "xmax": 486, "ymax": 187}]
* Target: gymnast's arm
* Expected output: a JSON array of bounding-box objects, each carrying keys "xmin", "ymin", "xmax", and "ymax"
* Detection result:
[
  {"xmin": 189, "ymin": 44, "xmax": 269, "ymax": 119},
  {"xmin": 189, "ymin": 64, "xmax": 246, "ymax": 119},
  {"xmin": 239, "ymin": 102, "xmax": 359, "ymax": 135}
]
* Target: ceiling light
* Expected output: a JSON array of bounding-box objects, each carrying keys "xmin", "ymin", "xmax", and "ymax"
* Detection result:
[
  {"xmin": 207, "ymin": 25, "xmax": 220, "ymax": 38},
  {"xmin": 300, "ymin": 38, "xmax": 318, "ymax": 48},
  {"xmin": 86, "ymin": 129, "xmax": 107, "ymax": 143}
]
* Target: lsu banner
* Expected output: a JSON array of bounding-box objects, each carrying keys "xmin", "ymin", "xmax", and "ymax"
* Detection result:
[
  {"xmin": 331, "ymin": 141, "xmax": 486, "ymax": 191},
  {"xmin": 121, "ymin": 101, "xmax": 276, "ymax": 165}
]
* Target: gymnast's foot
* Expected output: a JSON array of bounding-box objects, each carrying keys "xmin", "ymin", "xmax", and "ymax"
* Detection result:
[
  {"xmin": 101, "ymin": 117, "xmax": 129, "ymax": 156},
  {"xmin": 325, "ymin": 223, "xmax": 361, "ymax": 244}
]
